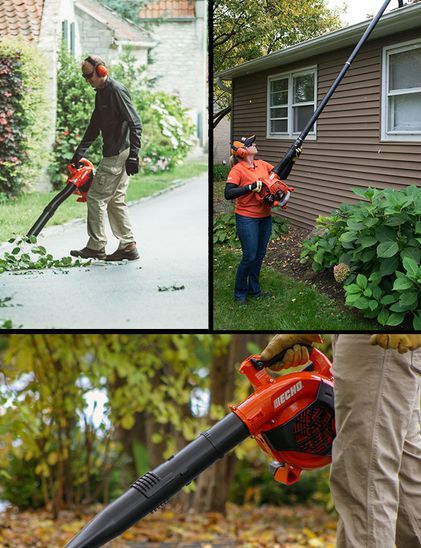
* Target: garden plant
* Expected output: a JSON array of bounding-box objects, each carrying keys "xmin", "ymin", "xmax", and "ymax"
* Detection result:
[{"xmin": 300, "ymin": 185, "xmax": 421, "ymax": 329}]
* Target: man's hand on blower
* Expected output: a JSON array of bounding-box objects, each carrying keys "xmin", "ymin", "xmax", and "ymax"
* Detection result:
[
  {"xmin": 71, "ymin": 152, "xmax": 83, "ymax": 168},
  {"xmin": 369, "ymin": 334, "xmax": 421, "ymax": 353},
  {"xmin": 260, "ymin": 334, "xmax": 323, "ymax": 371},
  {"xmin": 126, "ymin": 155, "xmax": 139, "ymax": 176}
]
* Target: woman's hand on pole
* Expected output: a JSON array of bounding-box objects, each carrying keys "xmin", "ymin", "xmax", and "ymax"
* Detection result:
[{"xmin": 292, "ymin": 147, "xmax": 302, "ymax": 162}]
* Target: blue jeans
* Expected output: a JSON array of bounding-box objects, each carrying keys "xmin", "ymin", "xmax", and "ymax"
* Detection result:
[{"xmin": 234, "ymin": 214, "xmax": 272, "ymax": 300}]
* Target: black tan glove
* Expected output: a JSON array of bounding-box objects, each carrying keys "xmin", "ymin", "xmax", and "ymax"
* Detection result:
[
  {"xmin": 125, "ymin": 156, "xmax": 139, "ymax": 176},
  {"xmin": 292, "ymin": 147, "xmax": 302, "ymax": 162},
  {"xmin": 260, "ymin": 334, "xmax": 323, "ymax": 371},
  {"xmin": 369, "ymin": 334, "xmax": 421, "ymax": 353},
  {"xmin": 249, "ymin": 180, "xmax": 263, "ymax": 192}
]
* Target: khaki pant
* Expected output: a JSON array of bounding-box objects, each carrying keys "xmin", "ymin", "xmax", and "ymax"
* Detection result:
[
  {"xmin": 86, "ymin": 148, "xmax": 135, "ymax": 250},
  {"xmin": 331, "ymin": 334, "xmax": 421, "ymax": 548}
]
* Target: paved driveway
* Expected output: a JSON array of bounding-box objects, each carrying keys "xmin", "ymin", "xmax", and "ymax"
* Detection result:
[{"xmin": 0, "ymin": 173, "xmax": 208, "ymax": 329}]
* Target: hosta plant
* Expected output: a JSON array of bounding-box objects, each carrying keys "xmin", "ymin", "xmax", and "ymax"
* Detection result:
[{"xmin": 300, "ymin": 185, "xmax": 421, "ymax": 329}]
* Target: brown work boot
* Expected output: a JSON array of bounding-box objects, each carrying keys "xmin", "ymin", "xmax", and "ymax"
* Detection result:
[
  {"xmin": 105, "ymin": 242, "xmax": 140, "ymax": 261},
  {"xmin": 70, "ymin": 246, "xmax": 106, "ymax": 260}
]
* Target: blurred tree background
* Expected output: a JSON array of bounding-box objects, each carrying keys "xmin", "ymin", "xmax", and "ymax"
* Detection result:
[{"xmin": 0, "ymin": 334, "xmax": 334, "ymax": 546}]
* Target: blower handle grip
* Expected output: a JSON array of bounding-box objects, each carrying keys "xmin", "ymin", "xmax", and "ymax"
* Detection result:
[
  {"xmin": 258, "ymin": 346, "xmax": 332, "ymax": 380},
  {"xmin": 242, "ymin": 346, "xmax": 333, "ymax": 389},
  {"xmin": 253, "ymin": 344, "xmax": 313, "ymax": 369}
]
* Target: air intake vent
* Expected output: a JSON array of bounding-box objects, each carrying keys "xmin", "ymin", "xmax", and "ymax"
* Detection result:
[
  {"xmin": 131, "ymin": 472, "xmax": 160, "ymax": 496},
  {"xmin": 293, "ymin": 403, "xmax": 335, "ymax": 455}
]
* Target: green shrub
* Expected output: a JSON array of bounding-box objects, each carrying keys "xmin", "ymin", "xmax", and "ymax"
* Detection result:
[
  {"xmin": 0, "ymin": 455, "xmax": 45, "ymax": 510},
  {"xmin": 0, "ymin": 37, "xmax": 49, "ymax": 196},
  {"xmin": 214, "ymin": 212, "xmax": 288, "ymax": 246},
  {"xmin": 48, "ymin": 46, "xmax": 103, "ymax": 189},
  {"xmin": 229, "ymin": 456, "xmax": 331, "ymax": 508},
  {"xmin": 213, "ymin": 164, "xmax": 230, "ymax": 182},
  {"xmin": 111, "ymin": 49, "xmax": 195, "ymax": 172},
  {"xmin": 300, "ymin": 186, "xmax": 421, "ymax": 328}
]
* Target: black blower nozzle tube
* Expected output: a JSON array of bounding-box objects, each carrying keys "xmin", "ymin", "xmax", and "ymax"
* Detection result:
[
  {"xmin": 65, "ymin": 413, "xmax": 249, "ymax": 548},
  {"xmin": 273, "ymin": 0, "xmax": 404, "ymax": 180},
  {"xmin": 27, "ymin": 183, "xmax": 76, "ymax": 238}
]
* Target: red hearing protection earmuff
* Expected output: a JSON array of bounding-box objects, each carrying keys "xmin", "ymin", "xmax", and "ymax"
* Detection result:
[
  {"xmin": 230, "ymin": 135, "xmax": 256, "ymax": 159},
  {"xmin": 85, "ymin": 56, "xmax": 108, "ymax": 77},
  {"xmin": 230, "ymin": 142, "xmax": 248, "ymax": 159}
]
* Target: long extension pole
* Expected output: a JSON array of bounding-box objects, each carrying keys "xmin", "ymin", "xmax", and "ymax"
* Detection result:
[{"xmin": 274, "ymin": 0, "xmax": 404, "ymax": 179}]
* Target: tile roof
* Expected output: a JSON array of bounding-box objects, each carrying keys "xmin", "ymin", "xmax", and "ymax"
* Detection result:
[
  {"xmin": 75, "ymin": 0, "xmax": 153, "ymax": 42},
  {"xmin": 140, "ymin": 0, "xmax": 195, "ymax": 19},
  {"xmin": 0, "ymin": 0, "xmax": 44, "ymax": 41}
]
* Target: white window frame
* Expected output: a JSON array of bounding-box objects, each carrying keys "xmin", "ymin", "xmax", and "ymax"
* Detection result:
[
  {"xmin": 381, "ymin": 39, "xmax": 421, "ymax": 142},
  {"xmin": 267, "ymin": 66, "xmax": 317, "ymax": 140}
]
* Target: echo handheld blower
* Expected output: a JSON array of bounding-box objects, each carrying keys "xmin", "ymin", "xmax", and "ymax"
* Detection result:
[
  {"xmin": 66, "ymin": 346, "xmax": 335, "ymax": 548},
  {"xmin": 26, "ymin": 159, "xmax": 94, "ymax": 238}
]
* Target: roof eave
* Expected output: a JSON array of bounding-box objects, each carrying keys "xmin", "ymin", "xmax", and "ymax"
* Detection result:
[
  {"xmin": 74, "ymin": 1, "xmax": 153, "ymax": 42},
  {"xmin": 215, "ymin": 3, "xmax": 421, "ymax": 80}
]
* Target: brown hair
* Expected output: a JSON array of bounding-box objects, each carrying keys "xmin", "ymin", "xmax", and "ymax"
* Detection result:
[
  {"xmin": 230, "ymin": 154, "xmax": 239, "ymax": 168},
  {"xmin": 83, "ymin": 55, "xmax": 106, "ymax": 68}
]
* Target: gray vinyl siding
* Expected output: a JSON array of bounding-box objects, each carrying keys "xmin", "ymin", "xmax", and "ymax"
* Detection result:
[{"xmin": 231, "ymin": 29, "xmax": 421, "ymax": 228}]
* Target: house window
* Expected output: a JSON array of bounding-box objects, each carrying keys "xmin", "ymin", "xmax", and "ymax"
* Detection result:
[
  {"xmin": 70, "ymin": 22, "xmax": 75, "ymax": 56},
  {"xmin": 62, "ymin": 20, "xmax": 68, "ymax": 48},
  {"xmin": 267, "ymin": 68, "xmax": 317, "ymax": 139},
  {"xmin": 382, "ymin": 40, "xmax": 421, "ymax": 141}
]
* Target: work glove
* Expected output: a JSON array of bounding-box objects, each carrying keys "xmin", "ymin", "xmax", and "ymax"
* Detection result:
[
  {"xmin": 71, "ymin": 152, "xmax": 83, "ymax": 168},
  {"xmin": 292, "ymin": 147, "xmax": 302, "ymax": 162},
  {"xmin": 369, "ymin": 334, "xmax": 421, "ymax": 353},
  {"xmin": 260, "ymin": 334, "xmax": 323, "ymax": 371},
  {"xmin": 125, "ymin": 156, "xmax": 139, "ymax": 176},
  {"xmin": 250, "ymin": 180, "xmax": 263, "ymax": 192}
]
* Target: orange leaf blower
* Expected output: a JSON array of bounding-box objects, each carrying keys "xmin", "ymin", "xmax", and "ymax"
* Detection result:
[
  {"xmin": 66, "ymin": 346, "xmax": 335, "ymax": 547},
  {"xmin": 27, "ymin": 158, "xmax": 94, "ymax": 238},
  {"xmin": 233, "ymin": 347, "xmax": 334, "ymax": 485},
  {"xmin": 255, "ymin": 172, "xmax": 295, "ymax": 209}
]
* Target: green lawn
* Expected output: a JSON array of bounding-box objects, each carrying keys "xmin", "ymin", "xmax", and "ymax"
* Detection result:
[
  {"xmin": 213, "ymin": 247, "xmax": 378, "ymax": 330},
  {"xmin": 1, "ymin": 161, "xmax": 207, "ymax": 243}
]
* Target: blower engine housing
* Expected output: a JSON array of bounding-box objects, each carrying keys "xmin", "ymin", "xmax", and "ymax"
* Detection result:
[{"xmin": 231, "ymin": 348, "xmax": 335, "ymax": 485}]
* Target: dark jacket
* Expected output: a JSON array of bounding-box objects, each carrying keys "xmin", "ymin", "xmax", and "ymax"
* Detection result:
[{"xmin": 76, "ymin": 77, "xmax": 142, "ymax": 158}]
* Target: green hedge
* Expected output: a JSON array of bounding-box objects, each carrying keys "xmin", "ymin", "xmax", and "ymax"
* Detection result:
[
  {"xmin": 0, "ymin": 37, "xmax": 49, "ymax": 196},
  {"xmin": 48, "ymin": 46, "xmax": 103, "ymax": 188},
  {"xmin": 111, "ymin": 49, "xmax": 195, "ymax": 172},
  {"xmin": 213, "ymin": 164, "xmax": 230, "ymax": 182}
]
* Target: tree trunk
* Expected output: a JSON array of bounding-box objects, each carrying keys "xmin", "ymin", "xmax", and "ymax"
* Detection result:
[{"xmin": 191, "ymin": 335, "xmax": 266, "ymax": 513}]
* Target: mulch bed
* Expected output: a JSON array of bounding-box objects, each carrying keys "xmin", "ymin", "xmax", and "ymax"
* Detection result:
[{"xmin": 265, "ymin": 224, "xmax": 347, "ymax": 306}]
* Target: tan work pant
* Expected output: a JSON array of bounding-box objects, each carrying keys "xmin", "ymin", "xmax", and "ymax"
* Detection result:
[
  {"xmin": 331, "ymin": 334, "xmax": 421, "ymax": 548},
  {"xmin": 87, "ymin": 148, "xmax": 135, "ymax": 250}
]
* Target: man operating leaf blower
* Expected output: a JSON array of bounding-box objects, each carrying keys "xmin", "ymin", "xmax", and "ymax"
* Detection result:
[
  {"xmin": 70, "ymin": 55, "xmax": 142, "ymax": 261},
  {"xmin": 261, "ymin": 333, "xmax": 421, "ymax": 548}
]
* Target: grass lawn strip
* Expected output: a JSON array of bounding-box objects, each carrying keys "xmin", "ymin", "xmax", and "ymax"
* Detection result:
[
  {"xmin": 214, "ymin": 247, "xmax": 378, "ymax": 330},
  {"xmin": 0, "ymin": 162, "xmax": 207, "ymax": 243}
]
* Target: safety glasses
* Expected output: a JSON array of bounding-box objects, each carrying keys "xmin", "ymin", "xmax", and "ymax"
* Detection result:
[{"xmin": 82, "ymin": 71, "xmax": 94, "ymax": 80}]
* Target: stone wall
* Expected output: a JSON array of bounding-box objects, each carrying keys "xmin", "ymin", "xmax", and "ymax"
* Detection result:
[
  {"xmin": 74, "ymin": 7, "xmax": 148, "ymax": 66},
  {"xmin": 141, "ymin": 0, "xmax": 207, "ymax": 146},
  {"xmin": 213, "ymin": 117, "xmax": 230, "ymax": 165}
]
